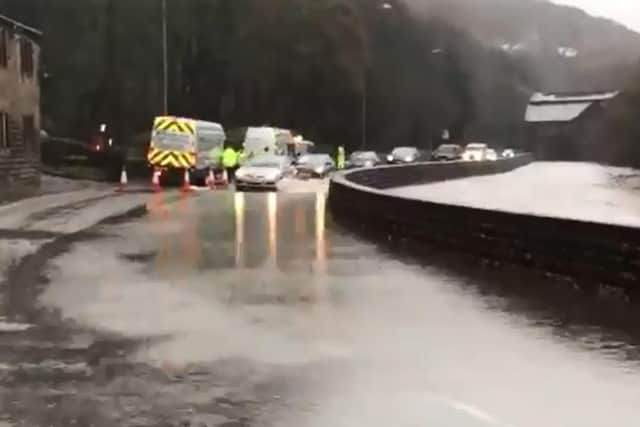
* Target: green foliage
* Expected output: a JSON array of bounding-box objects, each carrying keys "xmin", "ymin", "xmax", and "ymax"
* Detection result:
[
  {"xmin": 0, "ymin": 0, "xmax": 588, "ymax": 152},
  {"xmin": 604, "ymin": 68, "xmax": 640, "ymax": 167}
]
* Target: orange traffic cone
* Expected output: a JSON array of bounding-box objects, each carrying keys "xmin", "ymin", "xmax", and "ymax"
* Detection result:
[
  {"xmin": 116, "ymin": 166, "xmax": 128, "ymax": 192},
  {"xmin": 151, "ymin": 168, "xmax": 162, "ymax": 192},
  {"xmin": 206, "ymin": 168, "xmax": 215, "ymax": 189},
  {"xmin": 181, "ymin": 169, "xmax": 192, "ymax": 193}
]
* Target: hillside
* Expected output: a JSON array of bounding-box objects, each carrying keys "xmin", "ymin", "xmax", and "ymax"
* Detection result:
[
  {"xmin": 1, "ymin": 0, "xmax": 638, "ymax": 154},
  {"xmin": 0, "ymin": 0, "xmax": 535, "ymax": 149},
  {"xmin": 408, "ymin": 0, "xmax": 640, "ymax": 91}
]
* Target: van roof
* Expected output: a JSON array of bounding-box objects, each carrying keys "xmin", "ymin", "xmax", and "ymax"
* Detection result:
[
  {"xmin": 195, "ymin": 120, "xmax": 224, "ymax": 131},
  {"xmin": 155, "ymin": 116, "xmax": 222, "ymax": 127}
]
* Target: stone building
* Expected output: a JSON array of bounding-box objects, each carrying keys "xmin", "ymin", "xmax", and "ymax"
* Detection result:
[
  {"xmin": 0, "ymin": 14, "xmax": 41, "ymax": 189},
  {"xmin": 524, "ymin": 91, "xmax": 619, "ymax": 161}
]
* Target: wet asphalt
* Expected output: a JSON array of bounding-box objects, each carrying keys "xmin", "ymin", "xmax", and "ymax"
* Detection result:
[{"xmin": 2, "ymin": 181, "xmax": 640, "ymax": 426}]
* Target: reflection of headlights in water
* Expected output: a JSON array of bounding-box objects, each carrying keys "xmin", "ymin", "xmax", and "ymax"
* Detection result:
[
  {"xmin": 315, "ymin": 191, "xmax": 325, "ymax": 238},
  {"xmin": 295, "ymin": 206, "xmax": 306, "ymax": 238},
  {"xmin": 268, "ymin": 192, "xmax": 277, "ymax": 261},
  {"xmin": 234, "ymin": 192, "xmax": 245, "ymax": 268},
  {"xmin": 315, "ymin": 191, "xmax": 326, "ymax": 272},
  {"xmin": 234, "ymin": 192, "xmax": 245, "ymax": 244}
]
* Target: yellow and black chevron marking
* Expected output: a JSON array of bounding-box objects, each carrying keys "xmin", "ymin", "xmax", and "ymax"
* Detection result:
[
  {"xmin": 147, "ymin": 148, "xmax": 195, "ymax": 168},
  {"xmin": 153, "ymin": 117, "xmax": 195, "ymax": 135}
]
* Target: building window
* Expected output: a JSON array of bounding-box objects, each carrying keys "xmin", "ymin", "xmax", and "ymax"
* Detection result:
[
  {"xmin": 0, "ymin": 113, "xmax": 10, "ymax": 148},
  {"xmin": 0, "ymin": 30, "xmax": 7, "ymax": 68},
  {"xmin": 19, "ymin": 38, "xmax": 34, "ymax": 78}
]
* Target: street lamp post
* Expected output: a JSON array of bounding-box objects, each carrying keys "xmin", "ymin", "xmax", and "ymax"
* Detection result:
[
  {"xmin": 361, "ymin": 78, "xmax": 367, "ymax": 150},
  {"xmin": 361, "ymin": 2, "xmax": 392, "ymax": 150},
  {"xmin": 162, "ymin": 0, "xmax": 168, "ymax": 115}
]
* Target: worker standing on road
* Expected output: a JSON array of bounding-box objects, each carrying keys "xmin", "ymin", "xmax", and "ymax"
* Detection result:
[
  {"xmin": 337, "ymin": 146, "xmax": 346, "ymax": 170},
  {"xmin": 222, "ymin": 145, "xmax": 239, "ymax": 183},
  {"xmin": 209, "ymin": 144, "xmax": 223, "ymax": 170}
]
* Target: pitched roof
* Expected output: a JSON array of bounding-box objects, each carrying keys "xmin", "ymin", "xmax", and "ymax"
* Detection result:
[
  {"xmin": 529, "ymin": 91, "xmax": 619, "ymax": 105},
  {"xmin": 525, "ymin": 91, "xmax": 619, "ymax": 123},
  {"xmin": 0, "ymin": 14, "xmax": 42, "ymax": 40}
]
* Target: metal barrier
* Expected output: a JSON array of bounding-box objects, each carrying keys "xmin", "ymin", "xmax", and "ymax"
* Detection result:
[{"xmin": 329, "ymin": 156, "xmax": 640, "ymax": 291}]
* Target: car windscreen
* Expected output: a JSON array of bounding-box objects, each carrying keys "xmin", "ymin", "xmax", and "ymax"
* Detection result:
[
  {"xmin": 352, "ymin": 152, "xmax": 378, "ymax": 160},
  {"xmin": 298, "ymin": 155, "xmax": 330, "ymax": 165},
  {"xmin": 466, "ymin": 146, "xmax": 485, "ymax": 152},
  {"xmin": 391, "ymin": 148, "xmax": 417, "ymax": 157},
  {"xmin": 248, "ymin": 156, "xmax": 283, "ymax": 168}
]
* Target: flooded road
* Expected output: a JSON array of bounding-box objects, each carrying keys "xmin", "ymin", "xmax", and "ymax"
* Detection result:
[{"xmin": 22, "ymin": 187, "xmax": 640, "ymax": 426}]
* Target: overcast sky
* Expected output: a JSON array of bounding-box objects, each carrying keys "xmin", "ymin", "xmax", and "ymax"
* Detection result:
[{"xmin": 551, "ymin": 0, "xmax": 640, "ymax": 32}]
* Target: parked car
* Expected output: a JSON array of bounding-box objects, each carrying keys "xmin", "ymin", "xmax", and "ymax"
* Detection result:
[
  {"xmin": 432, "ymin": 144, "xmax": 463, "ymax": 161},
  {"xmin": 295, "ymin": 154, "xmax": 335, "ymax": 178},
  {"xmin": 347, "ymin": 151, "xmax": 381, "ymax": 168},
  {"xmin": 462, "ymin": 143, "xmax": 489, "ymax": 161},
  {"xmin": 386, "ymin": 146, "xmax": 420, "ymax": 164},
  {"xmin": 236, "ymin": 155, "xmax": 293, "ymax": 191}
]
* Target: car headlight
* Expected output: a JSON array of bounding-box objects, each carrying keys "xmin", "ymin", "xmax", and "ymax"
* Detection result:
[
  {"xmin": 387, "ymin": 155, "xmax": 394, "ymax": 162},
  {"xmin": 236, "ymin": 169, "xmax": 247, "ymax": 179},
  {"xmin": 364, "ymin": 161, "xmax": 373, "ymax": 168},
  {"xmin": 404, "ymin": 157, "xmax": 414, "ymax": 162},
  {"xmin": 314, "ymin": 166, "xmax": 324, "ymax": 174}
]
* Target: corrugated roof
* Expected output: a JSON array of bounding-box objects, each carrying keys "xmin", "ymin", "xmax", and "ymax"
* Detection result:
[
  {"xmin": 0, "ymin": 14, "xmax": 42, "ymax": 39},
  {"xmin": 525, "ymin": 91, "xmax": 619, "ymax": 123},
  {"xmin": 525, "ymin": 103, "xmax": 592, "ymax": 123},
  {"xmin": 530, "ymin": 91, "xmax": 618, "ymax": 104}
]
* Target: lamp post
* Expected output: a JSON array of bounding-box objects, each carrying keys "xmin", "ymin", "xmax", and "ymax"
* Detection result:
[
  {"xmin": 361, "ymin": 2, "xmax": 393, "ymax": 150},
  {"xmin": 162, "ymin": 0, "xmax": 168, "ymax": 115}
]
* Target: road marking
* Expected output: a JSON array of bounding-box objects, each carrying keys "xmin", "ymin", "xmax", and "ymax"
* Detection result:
[{"xmin": 424, "ymin": 392, "xmax": 516, "ymax": 427}]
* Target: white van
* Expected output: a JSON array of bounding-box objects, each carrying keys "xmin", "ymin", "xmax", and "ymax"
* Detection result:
[
  {"xmin": 243, "ymin": 127, "xmax": 293, "ymax": 159},
  {"xmin": 148, "ymin": 116, "xmax": 225, "ymax": 171}
]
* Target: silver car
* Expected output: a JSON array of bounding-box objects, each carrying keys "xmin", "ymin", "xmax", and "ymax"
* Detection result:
[
  {"xmin": 236, "ymin": 155, "xmax": 293, "ymax": 191},
  {"xmin": 295, "ymin": 154, "xmax": 335, "ymax": 178},
  {"xmin": 348, "ymin": 151, "xmax": 381, "ymax": 168},
  {"xmin": 386, "ymin": 147, "xmax": 420, "ymax": 164}
]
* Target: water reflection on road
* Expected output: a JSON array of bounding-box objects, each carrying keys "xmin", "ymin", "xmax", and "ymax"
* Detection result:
[{"xmin": 42, "ymin": 188, "xmax": 640, "ymax": 427}]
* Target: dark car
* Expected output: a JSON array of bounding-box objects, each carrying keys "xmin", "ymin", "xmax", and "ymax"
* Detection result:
[
  {"xmin": 295, "ymin": 154, "xmax": 335, "ymax": 178},
  {"xmin": 432, "ymin": 144, "xmax": 463, "ymax": 161},
  {"xmin": 347, "ymin": 151, "xmax": 381, "ymax": 168},
  {"xmin": 386, "ymin": 147, "xmax": 420, "ymax": 164}
]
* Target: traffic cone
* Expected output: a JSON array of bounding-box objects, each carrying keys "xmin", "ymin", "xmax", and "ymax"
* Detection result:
[
  {"xmin": 206, "ymin": 168, "xmax": 215, "ymax": 189},
  {"xmin": 151, "ymin": 168, "xmax": 162, "ymax": 192},
  {"xmin": 181, "ymin": 169, "xmax": 192, "ymax": 193},
  {"xmin": 116, "ymin": 166, "xmax": 128, "ymax": 192}
]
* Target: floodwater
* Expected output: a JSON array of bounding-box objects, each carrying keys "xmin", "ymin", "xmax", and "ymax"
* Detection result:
[
  {"xmin": 38, "ymin": 184, "xmax": 640, "ymax": 427},
  {"xmin": 388, "ymin": 162, "xmax": 640, "ymax": 227}
]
